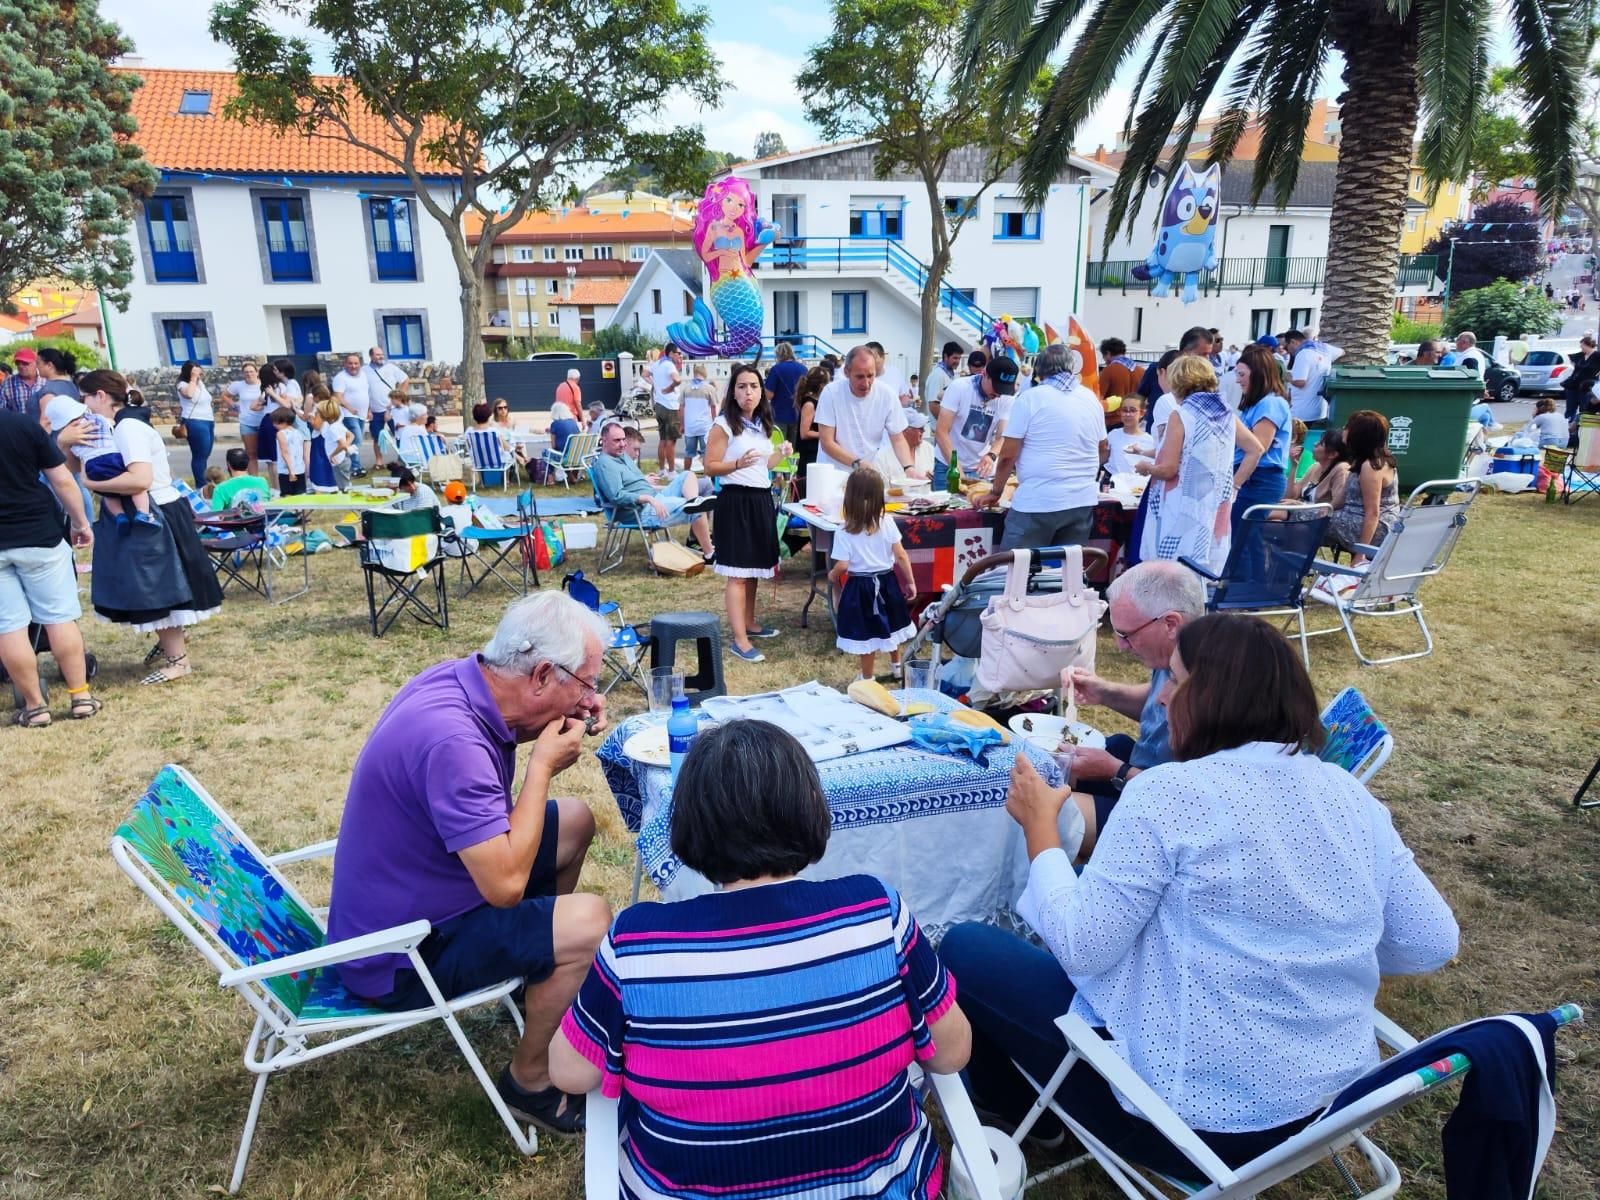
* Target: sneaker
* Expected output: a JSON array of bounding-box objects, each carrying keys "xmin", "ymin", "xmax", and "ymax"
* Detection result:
[
  {"xmin": 682, "ymin": 494, "xmax": 717, "ymax": 514},
  {"xmin": 133, "ymin": 511, "xmax": 162, "ymax": 529},
  {"xmin": 730, "ymin": 644, "xmax": 766, "ymax": 663}
]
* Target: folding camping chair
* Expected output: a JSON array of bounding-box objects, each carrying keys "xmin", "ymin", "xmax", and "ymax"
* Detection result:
[
  {"xmin": 196, "ymin": 509, "xmax": 311, "ymax": 605},
  {"xmin": 561, "ymin": 569, "xmax": 649, "ymax": 698},
  {"xmin": 589, "ymin": 467, "xmax": 674, "ymax": 574},
  {"xmin": 542, "ymin": 431, "xmax": 599, "ymax": 489},
  {"xmin": 583, "ymin": 1066, "xmax": 1003, "ymax": 1200},
  {"xmin": 1561, "ymin": 413, "xmax": 1600, "ymax": 503},
  {"xmin": 419, "ymin": 434, "xmax": 464, "ymax": 487},
  {"xmin": 375, "ymin": 426, "xmax": 401, "ymax": 470},
  {"xmin": 465, "ymin": 428, "xmax": 517, "ymax": 491},
  {"xmin": 359, "ymin": 507, "xmax": 449, "ymax": 636},
  {"xmin": 1306, "ymin": 478, "xmax": 1480, "ymax": 666},
  {"xmin": 1319, "ymin": 687, "xmax": 1395, "ymax": 785},
  {"xmin": 111, "ymin": 765, "xmax": 537, "ymax": 1194},
  {"xmin": 452, "ymin": 490, "xmax": 541, "ymax": 597},
  {"xmin": 1009, "ymin": 1004, "xmax": 1581, "ymax": 1200},
  {"xmin": 1180, "ymin": 502, "xmax": 1331, "ymax": 667}
]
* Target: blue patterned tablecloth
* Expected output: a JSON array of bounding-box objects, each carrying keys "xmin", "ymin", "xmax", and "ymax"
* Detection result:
[{"xmin": 596, "ymin": 689, "xmax": 1067, "ymax": 938}]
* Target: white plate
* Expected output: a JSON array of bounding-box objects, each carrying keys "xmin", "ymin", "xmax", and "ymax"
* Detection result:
[
  {"xmin": 622, "ymin": 728, "xmax": 670, "ymax": 768},
  {"xmin": 1006, "ymin": 713, "xmax": 1106, "ymax": 749}
]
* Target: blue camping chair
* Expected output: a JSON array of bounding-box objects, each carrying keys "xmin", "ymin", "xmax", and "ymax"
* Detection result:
[
  {"xmin": 1180, "ymin": 502, "xmax": 1331, "ymax": 667},
  {"xmin": 450, "ymin": 490, "xmax": 541, "ymax": 597},
  {"xmin": 588, "ymin": 466, "xmax": 673, "ymax": 574},
  {"xmin": 561, "ymin": 569, "xmax": 648, "ymax": 697}
]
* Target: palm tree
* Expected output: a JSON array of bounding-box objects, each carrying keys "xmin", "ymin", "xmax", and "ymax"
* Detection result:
[{"xmin": 965, "ymin": 0, "xmax": 1594, "ymax": 363}]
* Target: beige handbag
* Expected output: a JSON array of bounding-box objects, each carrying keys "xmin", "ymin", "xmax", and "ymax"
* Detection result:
[{"xmin": 975, "ymin": 547, "xmax": 1105, "ymax": 695}]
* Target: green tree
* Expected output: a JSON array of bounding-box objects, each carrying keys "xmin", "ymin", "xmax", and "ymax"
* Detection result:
[
  {"xmin": 1442, "ymin": 279, "xmax": 1564, "ymax": 339},
  {"xmin": 964, "ymin": 0, "xmax": 1593, "ymax": 365},
  {"xmin": 1422, "ymin": 198, "xmax": 1544, "ymax": 296},
  {"xmin": 210, "ymin": 0, "xmax": 723, "ymax": 407},
  {"xmin": 1465, "ymin": 68, "xmax": 1540, "ymax": 200},
  {"xmin": 753, "ymin": 130, "xmax": 788, "ymax": 159},
  {"xmin": 0, "ymin": 0, "xmax": 156, "ymax": 313},
  {"xmin": 798, "ymin": 0, "xmax": 1047, "ymax": 384}
]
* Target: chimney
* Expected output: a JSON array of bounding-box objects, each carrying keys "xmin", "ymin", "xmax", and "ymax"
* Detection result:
[{"xmin": 1094, "ymin": 145, "xmax": 1107, "ymax": 163}]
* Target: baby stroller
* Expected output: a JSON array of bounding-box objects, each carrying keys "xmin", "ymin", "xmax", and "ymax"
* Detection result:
[{"xmin": 902, "ymin": 545, "xmax": 1106, "ymax": 713}]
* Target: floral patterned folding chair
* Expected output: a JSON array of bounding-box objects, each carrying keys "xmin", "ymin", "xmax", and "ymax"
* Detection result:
[
  {"xmin": 1318, "ymin": 687, "xmax": 1395, "ymax": 785},
  {"xmin": 110, "ymin": 765, "xmax": 536, "ymax": 1193}
]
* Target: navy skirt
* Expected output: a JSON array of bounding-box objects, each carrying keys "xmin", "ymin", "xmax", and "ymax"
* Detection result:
[{"xmin": 835, "ymin": 570, "xmax": 915, "ymax": 654}]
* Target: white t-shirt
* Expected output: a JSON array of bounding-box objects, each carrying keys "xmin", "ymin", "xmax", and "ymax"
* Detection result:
[
  {"xmin": 681, "ymin": 382, "xmax": 718, "ymax": 438},
  {"xmin": 1150, "ymin": 393, "xmax": 1178, "ymax": 452},
  {"xmin": 391, "ymin": 404, "xmax": 413, "ymax": 429},
  {"xmin": 940, "ymin": 375, "xmax": 1012, "ymax": 469},
  {"xmin": 332, "ymin": 370, "xmax": 371, "ymax": 419},
  {"xmin": 364, "ymin": 362, "xmax": 407, "ymax": 412},
  {"xmin": 814, "ymin": 377, "xmax": 908, "ymax": 465},
  {"xmin": 396, "ymin": 482, "xmax": 439, "ymax": 510},
  {"xmin": 880, "ymin": 367, "xmax": 912, "ymax": 404},
  {"xmin": 178, "ymin": 380, "xmax": 214, "ymax": 423},
  {"xmin": 398, "ymin": 423, "xmax": 432, "ymax": 460},
  {"xmin": 650, "ymin": 357, "xmax": 682, "ymax": 411},
  {"xmin": 712, "ymin": 414, "xmax": 773, "ymax": 487},
  {"xmin": 1288, "ymin": 347, "xmax": 1330, "ymax": 422},
  {"xmin": 276, "ymin": 426, "xmax": 308, "ymax": 476},
  {"xmin": 1107, "ymin": 427, "xmax": 1155, "ymax": 475},
  {"xmin": 318, "ymin": 419, "xmax": 351, "ymax": 465},
  {"xmin": 1454, "ymin": 347, "xmax": 1486, "ymax": 375},
  {"xmin": 830, "ymin": 515, "xmax": 902, "ymax": 573},
  {"xmin": 1005, "ymin": 380, "xmax": 1106, "ymax": 513},
  {"xmin": 113, "ymin": 415, "xmax": 179, "ymax": 505},
  {"xmin": 226, "ymin": 381, "xmax": 264, "ymax": 428}
]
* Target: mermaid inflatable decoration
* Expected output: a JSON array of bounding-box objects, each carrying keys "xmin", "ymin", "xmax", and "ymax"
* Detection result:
[{"xmin": 668, "ymin": 176, "xmax": 777, "ymax": 357}]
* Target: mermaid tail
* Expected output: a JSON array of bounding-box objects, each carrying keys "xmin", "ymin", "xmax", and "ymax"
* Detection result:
[{"xmin": 667, "ymin": 273, "xmax": 763, "ymax": 357}]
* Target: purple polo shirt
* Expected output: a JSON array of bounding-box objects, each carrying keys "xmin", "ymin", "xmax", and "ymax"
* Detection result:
[{"xmin": 328, "ymin": 654, "xmax": 517, "ymax": 997}]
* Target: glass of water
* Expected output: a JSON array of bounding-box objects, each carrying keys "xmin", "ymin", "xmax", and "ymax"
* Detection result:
[
  {"xmin": 648, "ymin": 667, "xmax": 685, "ymax": 712},
  {"xmin": 902, "ymin": 658, "xmax": 939, "ymax": 693}
]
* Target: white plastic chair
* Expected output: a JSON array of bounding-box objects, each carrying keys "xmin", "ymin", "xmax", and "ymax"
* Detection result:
[
  {"xmin": 1306, "ymin": 478, "xmax": 1481, "ymax": 666},
  {"xmin": 1011, "ymin": 1005, "xmax": 1581, "ymax": 1199},
  {"xmin": 110, "ymin": 765, "xmax": 537, "ymax": 1192},
  {"xmin": 542, "ymin": 430, "xmax": 600, "ymax": 488},
  {"xmin": 583, "ymin": 1067, "xmax": 1003, "ymax": 1200}
]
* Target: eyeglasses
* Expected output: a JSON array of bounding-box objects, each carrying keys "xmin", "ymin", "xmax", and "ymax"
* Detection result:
[
  {"xmin": 548, "ymin": 661, "xmax": 599, "ymax": 696},
  {"xmin": 1111, "ymin": 614, "xmax": 1163, "ymax": 643},
  {"xmin": 495, "ymin": 405, "xmax": 509, "ymax": 412}
]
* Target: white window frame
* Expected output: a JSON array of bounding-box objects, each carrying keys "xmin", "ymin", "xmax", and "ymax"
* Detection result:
[
  {"xmin": 547, "ymin": 311, "xmax": 561, "ymax": 327},
  {"xmin": 564, "ymin": 246, "xmax": 584, "ymax": 262},
  {"xmin": 593, "ymin": 245, "xmax": 615, "ymax": 261},
  {"xmin": 543, "ymin": 246, "xmax": 558, "ymax": 262},
  {"xmin": 629, "ymin": 245, "xmax": 650, "ymax": 262},
  {"xmin": 512, "ymin": 246, "xmax": 534, "ymax": 263}
]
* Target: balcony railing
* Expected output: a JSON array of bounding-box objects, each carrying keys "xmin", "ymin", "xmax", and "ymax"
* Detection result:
[
  {"xmin": 374, "ymin": 238, "xmax": 417, "ymax": 281},
  {"xmin": 266, "ymin": 235, "xmax": 313, "ymax": 282},
  {"xmin": 740, "ymin": 334, "xmax": 843, "ymax": 361},
  {"xmin": 765, "ymin": 237, "xmax": 997, "ymax": 334},
  {"xmin": 1085, "ymin": 254, "xmax": 1440, "ymax": 295}
]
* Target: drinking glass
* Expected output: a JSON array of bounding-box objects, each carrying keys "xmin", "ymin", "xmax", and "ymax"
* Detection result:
[
  {"xmin": 648, "ymin": 667, "xmax": 685, "ymax": 712},
  {"xmin": 902, "ymin": 658, "xmax": 939, "ymax": 693}
]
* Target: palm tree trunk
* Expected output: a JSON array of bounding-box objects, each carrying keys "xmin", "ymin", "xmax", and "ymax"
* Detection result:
[{"xmin": 1321, "ymin": 7, "xmax": 1419, "ymax": 364}]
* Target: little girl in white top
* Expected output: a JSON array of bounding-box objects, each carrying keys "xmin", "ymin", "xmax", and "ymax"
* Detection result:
[{"xmin": 827, "ymin": 467, "xmax": 917, "ymax": 680}]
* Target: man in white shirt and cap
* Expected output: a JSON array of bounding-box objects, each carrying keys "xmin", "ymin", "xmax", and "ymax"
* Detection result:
[{"xmin": 874, "ymin": 408, "xmax": 935, "ymax": 479}]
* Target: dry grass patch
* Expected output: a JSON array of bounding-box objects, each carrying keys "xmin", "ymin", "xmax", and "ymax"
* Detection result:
[{"xmin": 1, "ymin": 486, "xmax": 1597, "ymax": 1198}]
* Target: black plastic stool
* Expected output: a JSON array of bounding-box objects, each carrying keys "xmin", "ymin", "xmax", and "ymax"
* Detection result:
[{"xmin": 649, "ymin": 610, "xmax": 726, "ymax": 702}]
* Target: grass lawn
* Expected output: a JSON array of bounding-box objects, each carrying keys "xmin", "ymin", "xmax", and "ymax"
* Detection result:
[{"xmin": 2, "ymin": 485, "xmax": 1597, "ymax": 1199}]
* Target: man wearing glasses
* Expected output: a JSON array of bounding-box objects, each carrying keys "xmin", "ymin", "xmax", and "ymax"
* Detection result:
[
  {"xmin": 325, "ymin": 592, "xmax": 614, "ymax": 1137},
  {"xmin": 1009, "ymin": 560, "xmax": 1204, "ymax": 860}
]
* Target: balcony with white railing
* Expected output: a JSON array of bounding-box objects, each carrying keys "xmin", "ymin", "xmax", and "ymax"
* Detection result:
[
  {"xmin": 1084, "ymin": 254, "xmax": 1441, "ymax": 295},
  {"xmin": 763, "ymin": 237, "xmax": 997, "ymax": 335}
]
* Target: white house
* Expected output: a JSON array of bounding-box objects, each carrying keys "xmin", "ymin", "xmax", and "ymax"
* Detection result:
[
  {"xmin": 107, "ymin": 67, "xmax": 462, "ymax": 370},
  {"xmin": 650, "ymin": 140, "xmax": 1097, "ymax": 375},
  {"xmin": 610, "ymin": 249, "xmax": 705, "ymax": 344},
  {"xmin": 1080, "ymin": 159, "xmax": 1442, "ymax": 353}
]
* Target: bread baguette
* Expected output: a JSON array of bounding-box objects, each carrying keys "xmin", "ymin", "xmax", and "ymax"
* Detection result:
[
  {"xmin": 948, "ymin": 706, "xmax": 1010, "ymax": 742},
  {"xmin": 847, "ymin": 678, "xmax": 901, "ymax": 717}
]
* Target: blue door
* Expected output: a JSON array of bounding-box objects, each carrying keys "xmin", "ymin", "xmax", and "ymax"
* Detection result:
[{"xmin": 289, "ymin": 314, "xmax": 330, "ymax": 355}]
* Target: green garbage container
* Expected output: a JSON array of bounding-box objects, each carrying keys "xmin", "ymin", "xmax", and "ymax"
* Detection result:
[{"xmin": 1322, "ymin": 366, "xmax": 1482, "ymax": 488}]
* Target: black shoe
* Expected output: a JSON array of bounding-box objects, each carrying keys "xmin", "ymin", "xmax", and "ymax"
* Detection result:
[
  {"xmin": 682, "ymin": 494, "xmax": 716, "ymax": 514},
  {"xmin": 495, "ymin": 1066, "xmax": 586, "ymax": 1134}
]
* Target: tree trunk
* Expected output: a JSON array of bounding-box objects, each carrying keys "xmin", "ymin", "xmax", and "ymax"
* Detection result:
[
  {"xmin": 918, "ymin": 249, "xmax": 948, "ymax": 396},
  {"xmin": 1321, "ymin": 5, "xmax": 1420, "ymax": 364},
  {"xmin": 450, "ymin": 232, "xmax": 486, "ymax": 413}
]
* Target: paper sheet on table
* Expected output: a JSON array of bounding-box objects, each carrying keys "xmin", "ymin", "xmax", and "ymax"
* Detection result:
[{"xmin": 700, "ymin": 681, "xmax": 911, "ymax": 762}]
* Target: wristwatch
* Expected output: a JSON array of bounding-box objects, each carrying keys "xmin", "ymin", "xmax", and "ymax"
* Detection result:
[
  {"xmin": 1110, "ymin": 761, "xmax": 1132, "ymax": 792},
  {"xmin": 851, "ymin": 458, "xmax": 861, "ymax": 469}
]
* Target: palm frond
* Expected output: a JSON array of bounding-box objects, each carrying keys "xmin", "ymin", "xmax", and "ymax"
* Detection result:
[
  {"xmin": 1505, "ymin": 0, "xmax": 1592, "ymax": 214},
  {"xmin": 996, "ymin": 0, "xmax": 1100, "ymax": 107},
  {"xmin": 1155, "ymin": 0, "xmax": 1272, "ymax": 180},
  {"xmin": 1414, "ymin": 0, "xmax": 1491, "ymax": 189},
  {"xmin": 1240, "ymin": 0, "xmax": 1332, "ymax": 207},
  {"xmin": 1118, "ymin": 32, "xmax": 1169, "ymax": 147},
  {"xmin": 959, "ymin": 0, "xmax": 1059, "ymax": 85},
  {"xmin": 1014, "ymin": 0, "xmax": 1173, "ymax": 202}
]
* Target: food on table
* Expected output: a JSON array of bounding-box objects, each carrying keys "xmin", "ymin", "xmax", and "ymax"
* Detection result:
[
  {"xmin": 847, "ymin": 677, "xmax": 902, "ymax": 717},
  {"xmin": 948, "ymin": 706, "xmax": 1010, "ymax": 742}
]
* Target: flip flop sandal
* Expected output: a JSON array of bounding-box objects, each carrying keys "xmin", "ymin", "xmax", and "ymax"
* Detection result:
[
  {"xmin": 11, "ymin": 705, "xmax": 51, "ymax": 729},
  {"xmin": 68, "ymin": 695, "xmax": 103, "ymax": 720},
  {"xmin": 495, "ymin": 1067, "xmax": 585, "ymax": 1135},
  {"xmin": 140, "ymin": 653, "xmax": 189, "ymax": 686}
]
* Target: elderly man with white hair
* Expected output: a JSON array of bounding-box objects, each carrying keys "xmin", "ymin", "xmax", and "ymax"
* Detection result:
[
  {"xmin": 1008, "ymin": 560, "xmax": 1205, "ymax": 859},
  {"xmin": 554, "ymin": 369, "xmax": 585, "ymax": 427},
  {"xmin": 326, "ymin": 591, "xmax": 614, "ymax": 1136}
]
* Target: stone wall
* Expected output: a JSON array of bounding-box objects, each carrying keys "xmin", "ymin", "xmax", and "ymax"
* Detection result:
[{"xmin": 122, "ymin": 355, "xmax": 464, "ymax": 421}]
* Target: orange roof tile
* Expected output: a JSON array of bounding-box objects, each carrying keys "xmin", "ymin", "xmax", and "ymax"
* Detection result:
[
  {"xmin": 116, "ymin": 67, "xmax": 453, "ymax": 177},
  {"xmin": 550, "ymin": 280, "xmax": 632, "ymax": 306},
  {"xmin": 465, "ymin": 208, "xmax": 691, "ymax": 241}
]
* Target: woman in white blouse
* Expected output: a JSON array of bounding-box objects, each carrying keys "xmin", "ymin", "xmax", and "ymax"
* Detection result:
[{"xmin": 939, "ymin": 613, "xmax": 1457, "ymax": 1177}]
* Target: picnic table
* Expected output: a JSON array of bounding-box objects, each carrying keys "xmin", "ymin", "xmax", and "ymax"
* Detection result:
[
  {"xmin": 596, "ymin": 688, "xmax": 1070, "ymax": 941},
  {"xmin": 782, "ymin": 492, "xmax": 1138, "ymax": 630}
]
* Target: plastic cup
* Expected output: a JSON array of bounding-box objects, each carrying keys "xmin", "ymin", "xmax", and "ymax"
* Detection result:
[
  {"xmin": 648, "ymin": 667, "xmax": 685, "ymax": 712},
  {"xmin": 902, "ymin": 658, "xmax": 939, "ymax": 693}
]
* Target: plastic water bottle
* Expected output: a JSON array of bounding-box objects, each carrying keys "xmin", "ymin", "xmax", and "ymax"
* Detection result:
[
  {"xmin": 667, "ymin": 694, "xmax": 697, "ymax": 788},
  {"xmin": 946, "ymin": 449, "xmax": 961, "ymax": 494}
]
